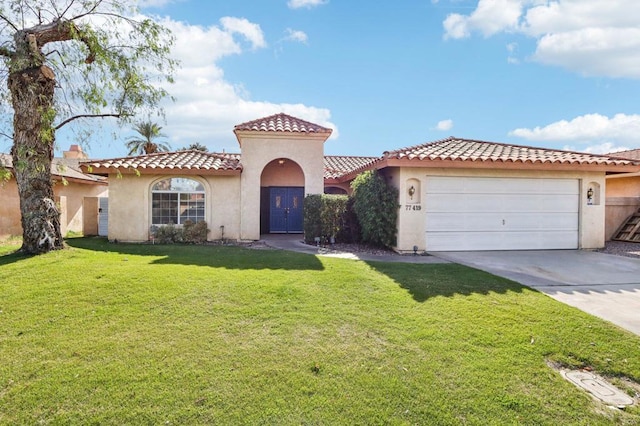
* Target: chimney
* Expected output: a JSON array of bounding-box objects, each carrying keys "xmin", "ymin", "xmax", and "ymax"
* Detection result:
[{"xmin": 63, "ymin": 144, "xmax": 88, "ymax": 159}]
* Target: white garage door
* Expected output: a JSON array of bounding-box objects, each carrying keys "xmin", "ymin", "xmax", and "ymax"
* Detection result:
[{"xmin": 425, "ymin": 177, "xmax": 579, "ymax": 251}]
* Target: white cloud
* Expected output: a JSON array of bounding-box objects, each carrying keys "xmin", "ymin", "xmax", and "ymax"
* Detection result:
[
  {"xmin": 562, "ymin": 142, "xmax": 631, "ymax": 155},
  {"xmin": 288, "ymin": 0, "xmax": 328, "ymax": 10},
  {"xmin": 219, "ymin": 17, "xmax": 266, "ymax": 50},
  {"xmin": 509, "ymin": 113, "xmax": 640, "ymax": 153},
  {"xmin": 443, "ymin": 0, "xmax": 525, "ymax": 40},
  {"xmin": 284, "ymin": 28, "xmax": 308, "ymax": 44},
  {"xmin": 443, "ymin": 0, "xmax": 640, "ymax": 78},
  {"xmin": 435, "ymin": 119, "xmax": 453, "ymax": 131},
  {"xmin": 138, "ymin": 0, "xmax": 177, "ymax": 7},
  {"xmin": 506, "ymin": 41, "xmax": 519, "ymax": 64},
  {"xmin": 154, "ymin": 17, "xmax": 336, "ymax": 153}
]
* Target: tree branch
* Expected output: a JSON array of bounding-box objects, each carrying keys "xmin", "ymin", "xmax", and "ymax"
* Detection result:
[
  {"xmin": 55, "ymin": 113, "xmax": 126, "ymax": 130},
  {"xmin": 0, "ymin": 12, "xmax": 19, "ymax": 32},
  {"xmin": 0, "ymin": 45, "xmax": 15, "ymax": 58},
  {"xmin": 30, "ymin": 19, "xmax": 95, "ymax": 63},
  {"xmin": 0, "ymin": 130, "xmax": 13, "ymax": 141}
]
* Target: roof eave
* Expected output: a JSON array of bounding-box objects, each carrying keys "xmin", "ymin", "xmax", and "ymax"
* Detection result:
[
  {"xmin": 233, "ymin": 129, "xmax": 332, "ymax": 144},
  {"xmin": 80, "ymin": 166, "xmax": 242, "ymax": 176},
  {"xmin": 383, "ymin": 158, "xmax": 640, "ymax": 173}
]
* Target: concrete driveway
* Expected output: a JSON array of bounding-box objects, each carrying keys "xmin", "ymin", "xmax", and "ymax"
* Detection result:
[{"xmin": 431, "ymin": 250, "xmax": 640, "ymax": 336}]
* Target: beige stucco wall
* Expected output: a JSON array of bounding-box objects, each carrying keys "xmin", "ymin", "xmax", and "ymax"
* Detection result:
[
  {"xmin": 106, "ymin": 173, "xmax": 241, "ymax": 242},
  {"xmin": 236, "ymin": 132, "xmax": 327, "ymax": 240},
  {"xmin": 0, "ymin": 179, "xmax": 22, "ymax": 239},
  {"xmin": 261, "ymin": 159, "xmax": 305, "ymax": 187},
  {"xmin": 55, "ymin": 180, "xmax": 108, "ymax": 233},
  {"xmin": 389, "ymin": 167, "xmax": 607, "ymax": 252},
  {"xmin": 0, "ymin": 177, "xmax": 107, "ymax": 239}
]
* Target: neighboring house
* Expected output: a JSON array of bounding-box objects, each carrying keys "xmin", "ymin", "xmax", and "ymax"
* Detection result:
[
  {"xmin": 602, "ymin": 148, "xmax": 640, "ymax": 240},
  {"xmin": 0, "ymin": 145, "xmax": 108, "ymax": 239},
  {"xmin": 81, "ymin": 113, "xmax": 640, "ymax": 252}
]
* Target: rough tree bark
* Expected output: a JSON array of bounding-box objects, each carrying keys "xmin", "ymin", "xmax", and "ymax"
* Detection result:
[
  {"xmin": 6, "ymin": 23, "xmax": 82, "ymax": 254},
  {"xmin": 9, "ymin": 65, "xmax": 63, "ymax": 253}
]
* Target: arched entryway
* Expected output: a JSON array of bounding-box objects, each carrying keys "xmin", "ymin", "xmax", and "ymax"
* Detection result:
[{"xmin": 260, "ymin": 158, "xmax": 305, "ymax": 233}]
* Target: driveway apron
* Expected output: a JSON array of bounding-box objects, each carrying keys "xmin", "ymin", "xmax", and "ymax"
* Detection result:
[{"xmin": 430, "ymin": 250, "xmax": 640, "ymax": 336}]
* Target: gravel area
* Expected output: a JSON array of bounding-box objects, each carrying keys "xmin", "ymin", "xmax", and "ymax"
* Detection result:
[{"xmin": 596, "ymin": 241, "xmax": 640, "ymax": 259}]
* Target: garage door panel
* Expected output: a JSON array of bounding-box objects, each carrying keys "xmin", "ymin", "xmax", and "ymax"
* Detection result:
[
  {"xmin": 427, "ymin": 212, "xmax": 578, "ymax": 232},
  {"xmin": 425, "ymin": 177, "xmax": 579, "ymax": 251},
  {"xmin": 428, "ymin": 194, "xmax": 579, "ymax": 213},
  {"xmin": 427, "ymin": 231, "xmax": 578, "ymax": 251},
  {"xmin": 426, "ymin": 176, "xmax": 578, "ymax": 195}
]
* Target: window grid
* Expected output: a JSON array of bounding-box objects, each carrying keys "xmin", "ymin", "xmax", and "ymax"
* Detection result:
[{"xmin": 151, "ymin": 178, "xmax": 205, "ymax": 226}]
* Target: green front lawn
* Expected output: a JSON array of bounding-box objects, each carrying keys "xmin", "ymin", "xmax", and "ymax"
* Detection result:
[{"xmin": 1, "ymin": 238, "xmax": 638, "ymax": 425}]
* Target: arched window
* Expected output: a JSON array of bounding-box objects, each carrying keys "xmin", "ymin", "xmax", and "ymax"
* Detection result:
[{"xmin": 151, "ymin": 177, "xmax": 205, "ymax": 225}]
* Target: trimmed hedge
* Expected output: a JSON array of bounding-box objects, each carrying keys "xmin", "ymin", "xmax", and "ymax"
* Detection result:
[
  {"xmin": 350, "ymin": 170, "xmax": 398, "ymax": 248},
  {"xmin": 151, "ymin": 220, "xmax": 209, "ymax": 244},
  {"xmin": 303, "ymin": 194, "xmax": 349, "ymax": 244}
]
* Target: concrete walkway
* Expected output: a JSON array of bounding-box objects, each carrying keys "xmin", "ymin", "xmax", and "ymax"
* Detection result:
[
  {"xmin": 261, "ymin": 234, "xmax": 448, "ymax": 264},
  {"xmin": 434, "ymin": 250, "xmax": 640, "ymax": 336}
]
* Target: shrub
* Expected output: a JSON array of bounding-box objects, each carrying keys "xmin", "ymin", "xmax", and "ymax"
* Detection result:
[
  {"xmin": 183, "ymin": 220, "xmax": 209, "ymax": 244},
  {"xmin": 303, "ymin": 194, "xmax": 323, "ymax": 244},
  {"xmin": 153, "ymin": 223, "xmax": 183, "ymax": 244},
  {"xmin": 303, "ymin": 194, "xmax": 349, "ymax": 244},
  {"xmin": 321, "ymin": 194, "xmax": 348, "ymax": 242},
  {"xmin": 337, "ymin": 197, "xmax": 361, "ymax": 244},
  {"xmin": 350, "ymin": 170, "xmax": 399, "ymax": 248}
]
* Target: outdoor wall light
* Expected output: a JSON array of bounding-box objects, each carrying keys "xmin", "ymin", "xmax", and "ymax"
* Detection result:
[
  {"xmin": 408, "ymin": 185, "xmax": 415, "ymax": 200},
  {"xmin": 587, "ymin": 187, "xmax": 594, "ymax": 200}
]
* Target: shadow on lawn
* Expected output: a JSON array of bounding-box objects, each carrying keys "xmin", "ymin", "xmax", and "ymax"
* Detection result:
[
  {"xmin": 367, "ymin": 260, "xmax": 526, "ymax": 302},
  {"xmin": 0, "ymin": 248, "xmax": 31, "ymax": 267},
  {"xmin": 66, "ymin": 237, "xmax": 325, "ymax": 271}
]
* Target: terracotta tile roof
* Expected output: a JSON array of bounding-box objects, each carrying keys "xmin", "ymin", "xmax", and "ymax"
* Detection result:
[
  {"xmin": 324, "ymin": 155, "xmax": 379, "ymax": 179},
  {"xmin": 384, "ymin": 137, "xmax": 639, "ymax": 166},
  {"xmin": 1, "ymin": 153, "xmax": 106, "ymax": 184},
  {"xmin": 81, "ymin": 150, "xmax": 242, "ymax": 172},
  {"xmin": 607, "ymin": 148, "xmax": 640, "ymax": 161},
  {"xmin": 234, "ymin": 113, "xmax": 332, "ymax": 134}
]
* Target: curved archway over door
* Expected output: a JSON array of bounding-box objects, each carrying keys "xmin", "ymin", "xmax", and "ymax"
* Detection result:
[{"xmin": 260, "ymin": 159, "xmax": 305, "ymax": 233}]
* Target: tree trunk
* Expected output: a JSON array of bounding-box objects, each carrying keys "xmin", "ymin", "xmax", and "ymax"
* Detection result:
[{"xmin": 9, "ymin": 65, "xmax": 64, "ymax": 254}]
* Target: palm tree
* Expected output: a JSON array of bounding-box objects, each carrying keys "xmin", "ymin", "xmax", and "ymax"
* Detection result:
[
  {"xmin": 180, "ymin": 142, "xmax": 208, "ymax": 152},
  {"xmin": 125, "ymin": 121, "xmax": 172, "ymax": 155}
]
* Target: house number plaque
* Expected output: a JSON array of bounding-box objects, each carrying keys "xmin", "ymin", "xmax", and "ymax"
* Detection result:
[{"xmin": 405, "ymin": 205, "xmax": 422, "ymax": 211}]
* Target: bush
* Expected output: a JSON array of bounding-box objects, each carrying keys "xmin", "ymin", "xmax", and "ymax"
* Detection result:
[
  {"xmin": 350, "ymin": 170, "xmax": 399, "ymax": 248},
  {"xmin": 152, "ymin": 221, "xmax": 210, "ymax": 244},
  {"xmin": 153, "ymin": 223, "xmax": 183, "ymax": 244},
  {"xmin": 183, "ymin": 220, "xmax": 209, "ymax": 244},
  {"xmin": 337, "ymin": 197, "xmax": 361, "ymax": 244},
  {"xmin": 303, "ymin": 194, "xmax": 323, "ymax": 244},
  {"xmin": 303, "ymin": 194, "xmax": 349, "ymax": 244},
  {"xmin": 321, "ymin": 194, "xmax": 348, "ymax": 242}
]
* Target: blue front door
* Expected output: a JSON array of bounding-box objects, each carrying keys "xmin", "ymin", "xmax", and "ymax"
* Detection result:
[{"xmin": 269, "ymin": 187, "xmax": 304, "ymax": 233}]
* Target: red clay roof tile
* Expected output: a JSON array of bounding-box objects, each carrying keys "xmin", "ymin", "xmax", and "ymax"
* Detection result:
[
  {"xmin": 384, "ymin": 137, "xmax": 638, "ymax": 166},
  {"xmin": 607, "ymin": 148, "xmax": 640, "ymax": 161},
  {"xmin": 324, "ymin": 155, "xmax": 379, "ymax": 179},
  {"xmin": 82, "ymin": 150, "xmax": 242, "ymax": 172},
  {"xmin": 234, "ymin": 113, "xmax": 332, "ymax": 134},
  {"xmin": 1, "ymin": 153, "xmax": 106, "ymax": 184}
]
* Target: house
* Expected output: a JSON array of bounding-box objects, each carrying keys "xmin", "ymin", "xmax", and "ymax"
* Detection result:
[
  {"xmin": 81, "ymin": 113, "xmax": 640, "ymax": 252},
  {"xmin": 0, "ymin": 145, "xmax": 108, "ymax": 239}
]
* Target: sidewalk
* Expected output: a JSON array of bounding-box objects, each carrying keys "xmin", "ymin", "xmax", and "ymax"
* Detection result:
[{"xmin": 261, "ymin": 234, "xmax": 449, "ymax": 264}]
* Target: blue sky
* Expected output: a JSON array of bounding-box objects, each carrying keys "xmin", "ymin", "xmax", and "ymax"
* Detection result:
[{"xmin": 21, "ymin": 1, "xmax": 640, "ymax": 158}]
